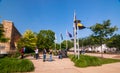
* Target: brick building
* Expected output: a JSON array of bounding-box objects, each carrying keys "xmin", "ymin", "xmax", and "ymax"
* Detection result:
[{"xmin": 0, "ymin": 20, "xmax": 21, "ymax": 54}]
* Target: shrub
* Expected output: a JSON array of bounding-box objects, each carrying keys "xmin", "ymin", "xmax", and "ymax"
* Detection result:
[
  {"xmin": 69, "ymin": 54, "xmax": 120, "ymax": 68},
  {"xmin": 7, "ymin": 51, "xmax": 21, "ymax": 58},
  {"xmin": 0, "ymin": 57, "xmax": 34, "ymax": 73},
  {"xmin": 69, "ymin": 55, "xmax": 102, "ymax": 67},
  {"xmin": 75, "ymin": 59, "xmax": 87, "ymax": 67},
  {"xmin": 101, "ymin": 58, "xmax": 120, "ymax": 64}
]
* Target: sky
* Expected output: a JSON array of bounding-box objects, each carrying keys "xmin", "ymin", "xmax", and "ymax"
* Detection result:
[{"xmin": 0, "ymin": 0, "xmax": 120, "ymax": 43}]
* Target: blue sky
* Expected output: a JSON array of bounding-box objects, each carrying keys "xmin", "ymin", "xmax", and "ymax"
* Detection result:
[{"xmin": 0, "ymin": 0, "xmax": 120, "ymax": 43}]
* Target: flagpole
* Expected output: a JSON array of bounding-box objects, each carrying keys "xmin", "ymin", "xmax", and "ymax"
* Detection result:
[
  {"xmin": 66, "ymin": 36, "xmax": 67, "ymax": 50},
  {"xmin": 78, "ymin": 39, "xmax": 80, "ymax": 59},
  {"xmin": 77, "ymin": 26, "xmax": 80, "ymax": 59},
  {"xmin": 66, "ymin": 30, "xmax": 68, "ymax": 50},
  {"xmin": 55, "ymin": 34, "xmax": 57, "ymax": 52},
  {"xmin": 55, "ymin": 39, "xmax": 56, "ymax": 51},
  {"xmin": 60, "ymin": 35, "xmax": 61, "ymax": 50},
  {"xmin": 73, "ymin": 11, "xmax": 77, "ymax": 56},
  {"xmin": 60, "ymin": 33, "xmax": 62, "ymax": 50},
  {"xmin": 55, "ymin": 41, "xmax": 56, "ymax": 52}
]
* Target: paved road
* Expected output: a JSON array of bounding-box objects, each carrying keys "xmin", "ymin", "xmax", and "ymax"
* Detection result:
[{"xmin": 27, "ymin": 53, "xmax": 120, "ymax": 73}]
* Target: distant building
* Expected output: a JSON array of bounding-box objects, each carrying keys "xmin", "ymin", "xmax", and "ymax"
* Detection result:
[
  {"xmin": 69, "ymin": 44, "xmax": 117, "ymax": 53},
  {"xmin": 0, "ymin": 20, "xmax": 21, "ymax": 54},
  {"xmin": 87, "ymin": 44, "xmax": 116, "ymax": 53}
]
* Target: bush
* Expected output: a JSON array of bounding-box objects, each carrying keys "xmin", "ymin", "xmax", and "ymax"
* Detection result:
[
  {"xmin": 69, "ymin": 54, "xmax": 120, "ymax": 68},
  {"xmin": 75, "ymin": 59, "xmax": 87, "ymax": 67},
  {"xmin": 69, "ymin": 55, "xmax": 102, "ymax": 67},
  {"xmin": 7, "ymin": 51, "xmax": 21, "ymax": 58},
  {"xmin": 101, "ymin": 58, "xmax": 120, "ymax": 64},
  {"xmin": 0, "ymin": 57, "xmax": 34, "ymax": 73}
]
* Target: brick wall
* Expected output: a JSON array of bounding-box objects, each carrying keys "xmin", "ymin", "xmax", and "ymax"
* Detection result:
[{"xmin": 0, "ymin": 20, "xmax": 21, "ymax": 54}]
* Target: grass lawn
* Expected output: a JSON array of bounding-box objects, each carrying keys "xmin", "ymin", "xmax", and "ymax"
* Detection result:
[{"xmin": 69, "ymin": 54, "xmax": 120, "ymax": 68}]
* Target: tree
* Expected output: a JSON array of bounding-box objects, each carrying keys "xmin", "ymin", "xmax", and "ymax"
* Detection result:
[
  {"xmin": 106, "ymin": 34, "xmax": 120, "ymax": 51},
  {"xmin": 90, "ymin": 20, "xmax": 117, "ymax": 44},
  {"xmin": 61, "ymin": 40, "xmax": 73, "ymax": 50},
  {"xmin": 55, "ymin": 43, "xmax": 60, "ymax": 50},
  {"xmin": 37, "ymin": 30, "xmax": 55, "ymax": 51},
  {"xmin": 90, "ymin": 20, "xmax": 118, "ymax": 57},
  {"xmin": 17, "ymin": 30, "xmax": 37, "ymax": 53}
]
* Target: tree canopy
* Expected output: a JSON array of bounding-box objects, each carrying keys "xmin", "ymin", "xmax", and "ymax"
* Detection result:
[
  {"xmin": 90, "ymin": 20, "xmax": 118, "ymax": 45},
  {"xmin": 37, "ymin": 30, "xmax": 55, "ymax": 51},
  {"xmin": 17, "ymin": 30, "xmax": 37, "ymax": 52},
  {"xmin": 61, "ymin": 40, "xmax": 73, "ymax": 50},
  {"xmin": 106, "ymin": 34, "xmax": 120, "ymax": 51}
]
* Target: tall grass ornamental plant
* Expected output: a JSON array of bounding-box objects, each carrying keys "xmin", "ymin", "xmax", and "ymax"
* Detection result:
[
  {"xmin": 69, "ymin": 55, "xmax": 120, "ymax": 68},
  {"xmin": 0, "ymin": 57, "xmax": 34, "ymax": 73}
]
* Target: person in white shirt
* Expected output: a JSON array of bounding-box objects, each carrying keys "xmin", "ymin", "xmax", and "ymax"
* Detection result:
[{"xmin": 35, "ymin": 47, "xmax": 39, "ymax": 60}]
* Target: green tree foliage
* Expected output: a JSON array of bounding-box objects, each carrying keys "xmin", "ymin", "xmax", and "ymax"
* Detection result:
[
  {"xmin": 90, "ymin": 20, "xmax": 118, "ymax": 45},
  {"xmin": 79, "ymin": 35, "xmax": 99, "ymax": 48},
  {"xmin": 17, "ymin": 30, "xmax": 37, "ymax": 52},
  {"xmin": 37, "ymin": 30, "xmax": 55, "ymax": 51},
  {"xmin": 55, "ymin": 43, "xmax": 60, "ymax": 50},
  {"xmin": 61, "ymin": 40, "xmax": 73, "ymax": 50},
  {"xmin": 106, "ymin": 34, "xmax": 120, "ymax": 51}
]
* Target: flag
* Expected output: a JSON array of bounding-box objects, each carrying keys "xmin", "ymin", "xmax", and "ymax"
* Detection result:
[
  {"xmin": 60, "ymin": 33, "xmax": 63, "ymax": 40},
  {"xmin": 66, "ymin": 30, "xmax": 72, "ymax": 38},
  {"xmin": 77, "ymin": 23, "xmax": 86, "ymax": 29},
  {"xmin": 74, "ymin": 20, "xmax": 86, "ymax": 30}
]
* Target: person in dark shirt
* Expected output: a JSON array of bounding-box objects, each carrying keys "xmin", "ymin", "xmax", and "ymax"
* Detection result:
[
  {"xmin": 58, "ymin": 50, "xmax": 62, "ymax": 59},
  {"xmin": 43, "ymin": 48, "xmax": 46, "ymax": 62}
]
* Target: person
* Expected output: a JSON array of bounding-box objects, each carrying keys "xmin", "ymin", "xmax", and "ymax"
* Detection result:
[
  {"xmin": 35, "ymin": 47, "xmax": 39, "ymax": 60},
  {"xmin": 49, "ymin": 50, "xmax": 52, "ymax": 61},
  {"xmin": 58, "ymin": 50, "xmax": 62, "ymax": 59},
  {"xmin": 43, "ymin": 48, "xmax": 46, "ymax": 62},
  {"xmin": 23, "ymin": 47, "xmax": 26, "ymax": 53},
  {"xmin": 20, "ymin": 47, "xmax": 24, "ymax": 59}
]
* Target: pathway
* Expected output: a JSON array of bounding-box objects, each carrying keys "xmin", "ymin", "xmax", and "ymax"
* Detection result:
[
  {"xmin": 26, "ymin": 53, "xmax": 120, "ymax": 73},
  {"xmin": 27, "ymin": 55, "xmax": 81, "ymax": 73}
]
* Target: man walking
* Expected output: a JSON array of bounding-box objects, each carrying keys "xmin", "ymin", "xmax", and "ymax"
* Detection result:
[{"xmin": 43, "ymin": 48, "xmax": 47, "ymax": 62}]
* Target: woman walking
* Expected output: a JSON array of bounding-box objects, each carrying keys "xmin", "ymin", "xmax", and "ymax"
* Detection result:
[{"xmin": 49, "ymin": 50, "xmax": 53, "ymax": 61}]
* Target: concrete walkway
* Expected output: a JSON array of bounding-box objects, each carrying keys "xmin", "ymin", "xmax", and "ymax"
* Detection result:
[
  {"xmin": 27, "ymin": 55, "xmax": 81, "ymax": 73},
  {"xmin": 27, "ymin": 53, "xmax": 120, "ymax": 73}
]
